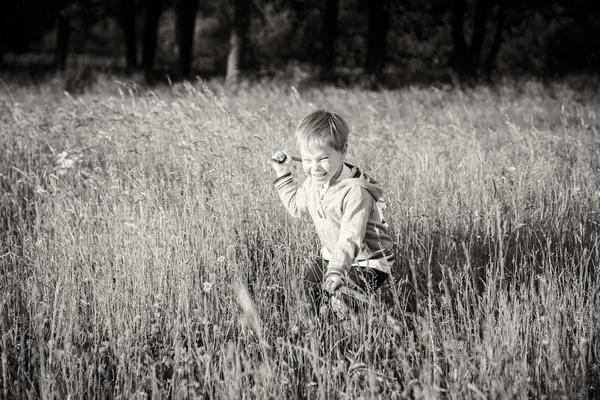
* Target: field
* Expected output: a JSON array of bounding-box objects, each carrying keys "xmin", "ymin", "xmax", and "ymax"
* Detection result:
[{"xmin": 1, "ymin": 74, "xmax": 599, "ymax": 399}]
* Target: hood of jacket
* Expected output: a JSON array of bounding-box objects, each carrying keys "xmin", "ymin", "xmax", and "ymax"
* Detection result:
[{"xmin": 332, "ymin": 163, "xmax": 384, "ymax": 201}]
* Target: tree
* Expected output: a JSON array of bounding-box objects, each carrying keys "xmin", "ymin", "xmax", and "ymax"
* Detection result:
[
  {"xmin": 226, "ymin": 0, "xmax": 250, "ymax": 86},
  {"xmin": 451, "ymin": 0, "xmax": 507, "ymax": 81},
  {"xmin": 483, "ymin": 2, "xmax": 505, "ymax": 76},
  {"xmin": 55, "ymin": 1, "xmax": 73, "ymax": 71},
  {"xmin": 320, "ymin": 0, "xmax": 339, "ymax": 81},
  {"xmin": 121, "ymin": 0, "xmax": 138, "ymax": 71},
  {"xmin": 366, "ymin": 0, "xmax": 390, "ymax": 79},
  {"xmin": 1, "ymin": 1, "xmax": 58, "ymax": 62},
  {"xmin": 142, "ymin": 0, "xmax": 162, "ymax": 76},
  {"xmin": 0, "ymin": 3, "xmax": 14, "ymax": 64},
  {"xmin": 175, "ymin": 0, "xmax": 198, "ymax": 79}
]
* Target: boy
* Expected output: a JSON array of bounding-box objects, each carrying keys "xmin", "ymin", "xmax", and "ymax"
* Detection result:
[{"xmin": 271, "ymin": 110, "xmax": 394, "ymax": 316}]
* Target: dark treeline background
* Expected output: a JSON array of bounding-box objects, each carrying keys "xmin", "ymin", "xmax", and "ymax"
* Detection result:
[{"xmin": 1, "ymin": 0, "xmax": 599, "ymax": 87}]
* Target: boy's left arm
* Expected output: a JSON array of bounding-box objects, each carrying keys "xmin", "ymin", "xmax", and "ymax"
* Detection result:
[{"xmin": 325, "ymin": 185, "xmax": 371, "ymax": 287}]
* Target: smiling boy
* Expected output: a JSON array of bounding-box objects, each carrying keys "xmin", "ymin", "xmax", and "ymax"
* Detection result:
[{"xmin": 271, "ymin": 110, "xmax": 394, "ymax": 316}]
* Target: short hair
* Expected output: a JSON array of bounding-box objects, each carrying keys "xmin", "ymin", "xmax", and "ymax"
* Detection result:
[{"xmin": 295, "ymin": 110, "xmax": 349, "ymax": 153}]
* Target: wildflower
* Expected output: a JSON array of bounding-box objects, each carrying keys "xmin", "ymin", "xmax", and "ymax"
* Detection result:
[
  {"xmin": 203, "ymin": 282, "xmax": 213, "ymax": 293},
  {"xmin": 55, "ymin": 151, "xmax": 80, "ymax": 176}
]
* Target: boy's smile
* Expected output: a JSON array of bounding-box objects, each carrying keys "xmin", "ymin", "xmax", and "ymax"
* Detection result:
[{"xmin": 299, "ymin": 144, "xmax": 345, "ymax": 184}]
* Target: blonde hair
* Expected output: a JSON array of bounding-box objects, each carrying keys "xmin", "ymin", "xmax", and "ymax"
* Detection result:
[{"xmin": 294, "ymin": 110, "xmax": 349, "ymax": 153}]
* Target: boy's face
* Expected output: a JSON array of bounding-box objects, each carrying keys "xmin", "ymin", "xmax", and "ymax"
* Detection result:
[{"xmin": 299, "ymin": 143, "xmax": 345, "ymax": 184}]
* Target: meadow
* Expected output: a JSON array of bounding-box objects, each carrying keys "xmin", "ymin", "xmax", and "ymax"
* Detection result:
[{"xmin": 1, "ymin": 73, "xmax": 599, "ymax": 399}]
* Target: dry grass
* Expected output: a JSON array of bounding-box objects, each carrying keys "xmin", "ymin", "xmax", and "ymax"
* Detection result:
[{"xmin": 1, "ymin": 75, "xmax": 599, "ymax": 399}]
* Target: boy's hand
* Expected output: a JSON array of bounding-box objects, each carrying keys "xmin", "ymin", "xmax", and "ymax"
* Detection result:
[
  {"xmin": 323, "ymin": 274, "xmax": 343, "ymax": 293},
  {"xmin": 271, "ymin": 149, "xmax": 293, "ymax": 177}
]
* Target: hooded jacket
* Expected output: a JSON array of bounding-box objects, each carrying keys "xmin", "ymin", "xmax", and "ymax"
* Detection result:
[{"xmin": 274, "ymin": 163, "xmax": 394, "ymax": 277}]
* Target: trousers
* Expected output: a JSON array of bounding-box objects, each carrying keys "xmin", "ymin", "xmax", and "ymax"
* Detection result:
[{"xmin": 303, "ymin": 257, "xmax": 389, "ymax": 314}]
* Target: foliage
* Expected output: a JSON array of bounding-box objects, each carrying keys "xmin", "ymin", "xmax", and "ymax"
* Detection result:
[
  {"xmin": 2, "ymin": 0, "xmax": 58, "ymax": 53},
  {"xmin": 2, "ymin": 0, "xmax": 599, "ymax": 77},
  {"xmin": 0, "ymin": 74, "xmax": 599, "ymax": 398}
]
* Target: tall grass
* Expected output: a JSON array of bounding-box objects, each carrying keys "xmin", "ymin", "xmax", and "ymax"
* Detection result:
[{"xmin": 1, "ymin": 75, "xmax": 599, "ymax": 399}]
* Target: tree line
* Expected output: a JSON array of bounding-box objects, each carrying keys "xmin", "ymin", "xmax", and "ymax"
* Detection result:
[{"xmin": 1, "ymin": 0, "xmax": 599, "ymax": 85}]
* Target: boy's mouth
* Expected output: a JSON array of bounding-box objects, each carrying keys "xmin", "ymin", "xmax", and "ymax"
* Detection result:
[{"xmin": 313, "ymin": 172, "xmax": 327, "ymax": 179}]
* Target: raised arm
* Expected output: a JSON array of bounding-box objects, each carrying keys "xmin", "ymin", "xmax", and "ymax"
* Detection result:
[{"xmin": 271, "ymin": 150, "xmax": 308, "ymax": 218}]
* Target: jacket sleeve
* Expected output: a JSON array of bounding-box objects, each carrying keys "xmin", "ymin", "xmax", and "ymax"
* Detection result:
[
  {"xmin": 273, "ymin": 173, "xmax": 308, "ymax": 218},
  {"xmin": 326, "ymin": 184, "xmax": 372, "ymax": 278}
]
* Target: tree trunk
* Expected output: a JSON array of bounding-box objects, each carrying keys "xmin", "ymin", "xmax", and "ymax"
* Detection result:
[
  {"xmin": 366, "ymin": 0, "xmax": 390, "ymax": 79},
  {"xmin": 466, "ymin": 0, "xmax": 491, "ymax": 77},
  {"xmin": 121, "ymin": 0, "xmax": 138, "ymax": 71},
  {"xmin": 320, "ymin": 0, "xmax": 338, "ymax": 81},
  {"xmin": 226, "ymin": 0, "xmax": 250, "ymax": 86},
  {"xmin": 452, "ymin": 0, "xmax": 502, "ymax": 82},
  {"xmin": 142, "ymin": 0, "xmax": 161, "ymax": 76},
  {"xmin": 483, "ymin": 2, "xmax": 506, "ymax": 77},
  {"xmin": 55, "ymin": 4, "xmax": 71, "ymax": 71},
  {"xmin": 289, "ymin": 0, "xmax": 308, "ymax": 63},
  {"xmin": 451, "ymin": 0, "xmax": 468, "ymax": 81},
  {"xmin": 175, "ymin": 0, "xmax": 198, "ymax": 79}
]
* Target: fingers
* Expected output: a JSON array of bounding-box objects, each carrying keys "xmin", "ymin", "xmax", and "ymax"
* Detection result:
[
  {"xmin": 270, "ymin": 149, "xmax": 293, "ymax": 177},
  {"xmin": 330, "ymin": 278, "xmax": 342, "ymax": 291},
  {"xmin": 271, "ymin": 150, "xmax": 287, "ymax": 164},
  {"xmin": 271, "ymin": 150, "xmax": 293, "ymax": 169},
  {"xmin": 323, "ymin": 275, "xmax": 343, "ymax": 293}
]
